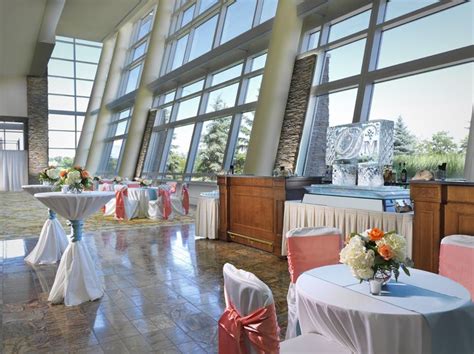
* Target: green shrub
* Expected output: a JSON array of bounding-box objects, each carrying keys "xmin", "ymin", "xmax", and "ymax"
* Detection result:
[{"xmin": 394, "ymin": 153, "xmax": 466, "ymax": 179}]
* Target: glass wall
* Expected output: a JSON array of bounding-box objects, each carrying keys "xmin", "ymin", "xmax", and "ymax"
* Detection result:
[
  {"xmin": 143, "ymin": 52, "xmax": 266, "ymax": 181},
  {"xmin": 162, "ymin": 0, "xmax": 277, "ymax": 75},
  {"xmin": 119, "ymin": 10, "xmax": 155, "ymax": 96},
  {"xmin": 48, "ymin": 36, "xmax": 102, "ymax": 167},
  {"xmin": 0, "ymin": 121, "xmax": 25, "ymax": 150},
  {"xmin": 298, "ymin": 1, "xmax": 473, "ymax": 178}
]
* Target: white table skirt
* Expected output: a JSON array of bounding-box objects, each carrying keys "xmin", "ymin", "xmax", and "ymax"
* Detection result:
[
  {"xmin": 0, "ymin": 150, "xmax": 28, "ymax": 191},
  {"xmin": 195, "ymin": 196, "xmax": 218, "ymax": 239},
  {"xmin": 128, "ymin": 188, "xmax": 150, "ymax": 218},
  {"xmin": 296, "ymin": 264, "xmax": 474, "ymax": 354},
  {"xmin": 282, "ymin": 201, "xmax": 413, "ymax": 257}
]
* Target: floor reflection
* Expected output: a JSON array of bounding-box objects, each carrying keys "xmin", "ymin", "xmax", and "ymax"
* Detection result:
[{"xmin": 1, "ymin": 224, "xmax": 289, "ymax": 353}]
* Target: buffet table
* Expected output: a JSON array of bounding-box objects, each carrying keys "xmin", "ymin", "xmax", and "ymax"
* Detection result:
[
  {"xmin": 282, "ymin": 201, "xmax": 413, "ymax": 257},
  {"xmin": 35, "ymin": 191, "xmax": 115, "ymax": 306},
  {"xmin": 296, "ymin": 264, "xmax": 474, "ymax": 354}
]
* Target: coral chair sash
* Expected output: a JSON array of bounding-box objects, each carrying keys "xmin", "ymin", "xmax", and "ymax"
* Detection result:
[
  {"xmin": 439, "ymin": 244, "xmax": 474, "ymax": 298},
  {"xmin": 159, "ymin": 188, "xmax": 172, "ymax": 220},
  {"xmin": 127, "ymin": 182, "xmax": 140, "ymax": 188},
  {"xmin": 218, "ymin": 301, "xmax": 280, "ymax": 354},
  {"xmin": 182, "ymin": 183, "xmax": 190, "ymax": 215},
  {"xmin": 115, "ymin": 187, "xmax": 128, "ymax": 220},
  {"xmin": 287, "ymin": 235, "xmax": 341, "ymax": 283}
]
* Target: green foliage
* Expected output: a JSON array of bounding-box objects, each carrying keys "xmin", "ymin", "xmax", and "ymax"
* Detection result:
[
  {"xmin": 418, "ymin": 131, "xmax": 457, "ymax": 155},
  {"xmin": 459, "ymin": 135, "xmax": 469, "ymax": 153},
  {"xmin": 49, "ymin": 156, "xmax": 74, "ymax": 169},
  {"xmin": 394, "ymin": 153, "xmax": 465, "ymax": 178},
  {"xmin": 195, "ymin": 118, "xmax": 231, "ymax": 174},
  {"xmin": 233, "ymin": 112, "xmax": 254, "ymax": 174},
  {"xmin": 393, "ymin": 116, "xmax": 417, "ymax": 155}
]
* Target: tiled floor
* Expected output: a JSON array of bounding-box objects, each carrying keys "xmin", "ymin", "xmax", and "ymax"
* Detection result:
[{"xmin": 0, "ymin": 224, "xmax": 289, "ymax": 353}]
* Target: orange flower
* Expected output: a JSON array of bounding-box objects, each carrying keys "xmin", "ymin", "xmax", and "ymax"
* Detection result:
[
  {"xmin": 369, "ymin": 227, "xmax": 384, "ymax": 241},
  {"xmin": 379, "ymin": 244, "xmax": 394, "ymax": 261},
  {"xmin": 81, "ymin": 170, "xmax": 90, "ymax": 179},
  {"xmin": 59, "ymin": 170, "xmax": 67, "ymax": 178}
]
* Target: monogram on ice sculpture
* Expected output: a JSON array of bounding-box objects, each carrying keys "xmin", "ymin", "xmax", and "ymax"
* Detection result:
[{"xmin": 326, "ymin": 120, "xmax": 394, "ymax": 187}]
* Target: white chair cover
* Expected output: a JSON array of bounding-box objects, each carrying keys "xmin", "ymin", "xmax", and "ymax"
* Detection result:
[
  {"xmin": 285, "ymin": 227, "xmax": 343, "ymax": 340},
  {"xmin": 148, "ymin": 185, "xmax": 174, "ymax": 220},
  {"xmin": 103, "ymin": 185, "xmax": 138, "ymax": 220}
]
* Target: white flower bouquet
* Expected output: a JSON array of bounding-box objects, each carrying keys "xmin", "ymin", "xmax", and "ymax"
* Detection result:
[
  {"xmin": 38, "ymin": 166, "xmax": 59, "ymax": 185},
  {"xmin": 113, "ymin": 176, "xmax": 123, "ymax": 184},
  {"xmin": 340, "ymin": 228, "xmax": 412, "ymax": 282},
  {"xmin": 56, "ymin": 166, "xmax": 93, "ymax": 193},
  {"xmin": 135, "ymin": 177, "xmax": 153, "ymax": 187}
]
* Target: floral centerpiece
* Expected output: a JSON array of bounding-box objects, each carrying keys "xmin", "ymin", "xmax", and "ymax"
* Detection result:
[
  {"xmin": 135, "ymin": 177, "xmax": 153, "ymax": 187},
  {"xmin": 113, "ymin": 176, "xmax": 123, "ymax": 184},
  {"xmin": 93, "ymin": 176, "xmax": 102, "ymax": 182},
  {"xmin": 56, "ymin": 166, "xmax": 93, "ymax": 193},
  {"xmin": 340, "ymin": 228, "xmax": 411, "ymax": 284},
  {"xmin": 38, "ymin": 166, "xmax": 59, "ymax": 185}
]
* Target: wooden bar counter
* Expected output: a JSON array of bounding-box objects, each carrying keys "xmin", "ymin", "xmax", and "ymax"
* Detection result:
[
  {"xmin": 410, "ymin": 180, "xmax": 474, "ymax": 273},
  {"xmin": 217, "ymin": 175, "xmax": 322, "ymax": 256}
]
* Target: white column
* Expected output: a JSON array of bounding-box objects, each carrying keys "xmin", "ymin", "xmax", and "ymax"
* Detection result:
[
  {"xmin": 244, "ymin": 0, "xmax": 303, "ymax": 176},
  {"xmin": 85, "ymin": 23, "xmax": 133, "ymax": 174},
  {"xmin": 118, "ymin": 0, "xmax": 174, "ymax": 178},
  {"xmin": 75, "ymin": 36, "xmax": 116, "ymax": 167}
]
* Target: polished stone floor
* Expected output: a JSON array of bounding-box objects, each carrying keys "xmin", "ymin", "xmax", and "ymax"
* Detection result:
[{"xmin": 0, "ymin": 224, "xmax": 289, "ymax": 353}]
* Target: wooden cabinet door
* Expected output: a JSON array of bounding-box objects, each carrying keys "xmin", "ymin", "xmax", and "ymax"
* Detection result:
[
  {"xmin": 445, "ymin": 203, "xmax": 474, "ymax": 236},
  {"xmin": 413, "ymin": 201, "xmax": 441, "ymax": 273}
]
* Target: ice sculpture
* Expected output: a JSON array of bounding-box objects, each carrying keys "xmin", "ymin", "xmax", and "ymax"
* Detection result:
[{"xmin": 326, "ymin": 120, "xmax": 394, "ymax": 186}]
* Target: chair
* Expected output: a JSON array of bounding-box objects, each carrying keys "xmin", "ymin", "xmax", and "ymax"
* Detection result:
[
  {"xmin": 439, "ymin": 234, "xmax": 474, "ymax": 298},
  {"xmin": 171, "ymin": 183, "xmax": 190, "ymax": 216},
  {"xmin": 219, "ymin": 263, "xmax": 350, "ymax": 354},
  {"xmin": 148, "ymin": 186, "xmax": 174, "ymax": 220},
  {"xmin": 285, "ymin": 227, "xmax": 343, "ymax": 339},
  {"xmin": 103, "ymin": 185, "xmax": 138, "ymax": 220}
]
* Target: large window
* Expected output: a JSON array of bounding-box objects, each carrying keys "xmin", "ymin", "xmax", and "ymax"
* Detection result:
[
  {"xmin": 99, "ymin": 108, "xmax": 133, "ymax": 175},
  {"xmin": 297, "ymin": 1, "xmax": 473, "ymax": 178},
  {"xmin": 119, "ymin": 10, "xmax": 154, "ymax": 96},
  {"xmin": 369, "ymin": 63, "xmax": 473, "ymax": 178},
  {"xmin": 48, "ymin": 36, "xmax": 102, "ymax": 167},
  {"xmin": 162, "ymin": 0, "xmax": 277, "ymax": 75},
  {"xmin": 143, "ymin": 52, "xmax": 266, "ymax": 181},
  {"xmin": 0, "ymin": 121, "xmax": 25, "ymax": 150}
]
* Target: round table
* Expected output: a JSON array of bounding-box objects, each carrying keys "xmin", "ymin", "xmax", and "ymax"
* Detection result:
[
  {"xmin": 22, "ymin": 184, "xmax": 68, "ymax": 264},
  {"xmin": 296, "ymin": 264, "xmax": 474, "ymax": 354},
  {"xmin": 127, "ymin": 187, "xmax": 151, "ymax": 218},
  {"xmin": 195, "ymin": 192, "xmax": 219, "ymax": 239},
  {"xmin": 35, "ymin": 191, "xmax": 115, "ymax": 306}
]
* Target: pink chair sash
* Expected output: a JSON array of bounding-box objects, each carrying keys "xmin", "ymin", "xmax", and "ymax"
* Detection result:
[
  {"xmin": 115, "ymin": 187, "xmax": 128, "ymax": 220},
  {"xmin": 128, "ymin": 182, "xmax": 140, "ymax": 188},
  {"xmin": 287, "ymin": 235, "xmax": 341, "ymax": 283},
  {"xmin": 159, "ymin": 189, "xmax": 172, "ymax": 220},
  {"xmin": 182, "ymin": 184, "xmax": 190, "ymax": 215},
  {"xmin": 218, "ymin": 301, "xmax": 280, "ymax": 354},
  {"xmin": 439, "ymin": 244, "xmax": 474, "ymax": 298}
]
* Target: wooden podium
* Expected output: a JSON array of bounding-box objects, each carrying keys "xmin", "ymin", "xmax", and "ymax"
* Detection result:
[
  {"xmin": 410, "ymin": 180, "xmax": 474, "ymax": 273},
  {"xmin": 217, "ymin": 175, "xmax": 322, "ymax": 256}
]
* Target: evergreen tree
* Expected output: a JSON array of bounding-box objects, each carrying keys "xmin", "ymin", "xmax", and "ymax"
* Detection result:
[
  {"xmin": 233, "ymin": 112, "xmax": 254, "ymax": 174},
  {"xmin": 393, "ymin": 116, "xmax": 416, "ymax": 155},
  {"xmin": 459, "ymin": 135, "xmax": 469, "ymax": 154}
]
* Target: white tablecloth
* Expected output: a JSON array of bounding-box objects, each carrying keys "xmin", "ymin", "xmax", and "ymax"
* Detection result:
[
  {"xmin": 128, "ymin": 188, "xmax": 150, "ymax": 218},
  {"xmin": 22, "ymin": 185, "xmax": 68, "ymax": 264},
  {"xmin": 282, "ymin": 201, "xmax": 413, "ymax": 257},
  {"xmin": 35, "ymin": 191, "xmax": 115, "ymax": 220},
  {"xmin": 0, "ymin": 150, "xmax": 28, "ymax": 191},
  {"xmin": 34, "ymin": 191, "xmax": 115, "ymax": 306},
  {"xmin": 296, "ymin": 264, "xmax": 474, "ymax": 354},
  {"xmin": 195, "ymin": 195, "xmax": 218, "ymax": 239}
]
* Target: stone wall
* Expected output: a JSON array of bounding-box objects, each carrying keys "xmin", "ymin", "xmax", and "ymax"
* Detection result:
[
  {"xmin": 274, "ymin": 54, "xmax": 316, "ymax": 172},
  {"xmin": 27, "ymin": 75, "xmax": 49, "ymax": 183},
  {"xmin": 135, "ymin": 109, "xmax": 157, "ymax": 177}
]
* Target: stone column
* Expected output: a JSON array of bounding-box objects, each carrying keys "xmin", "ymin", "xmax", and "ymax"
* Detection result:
[
  {"xmin": 75, "ymin": 36, "xmax": 116, "ymax": 167},
  {"xmin": 27, "ymin": 74, "xmax": 49, "ymax": 183},
  {"xmin": 244, "ymin": 0, "xmax": 304, "ymax": 176},
  {"xmin": 118, "ymin": 0, "xmax": 173, "ymax": 178},
  {"xmin": 85, "ymin": 23, "xmax": 133, "ymax": 174}
]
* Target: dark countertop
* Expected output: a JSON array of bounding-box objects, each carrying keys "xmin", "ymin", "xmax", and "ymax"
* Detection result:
[{"xmin": 409, "ymin": 179, "xmax": 474, "ymax": 187}]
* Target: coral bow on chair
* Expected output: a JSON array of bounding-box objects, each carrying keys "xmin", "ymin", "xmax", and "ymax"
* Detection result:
[
  {"xmin": 218, "ymin": 300, "xmax": 280, "ymax": 354},
  {"xmin": 115, "ymin": 187, "xmax": 128, "ymax": 220},
  {"xmin": 159, "ymin": 188, "xmax": 172, "ymax": 220},
  {"xmin": 182, "ymin": 183, "xmax": 190, "ymax": 215}
]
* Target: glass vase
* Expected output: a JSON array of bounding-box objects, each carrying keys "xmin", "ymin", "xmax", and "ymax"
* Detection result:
[{"xmin": 374, "ymin": 269, "xmax": 392, "ymax": 286}]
